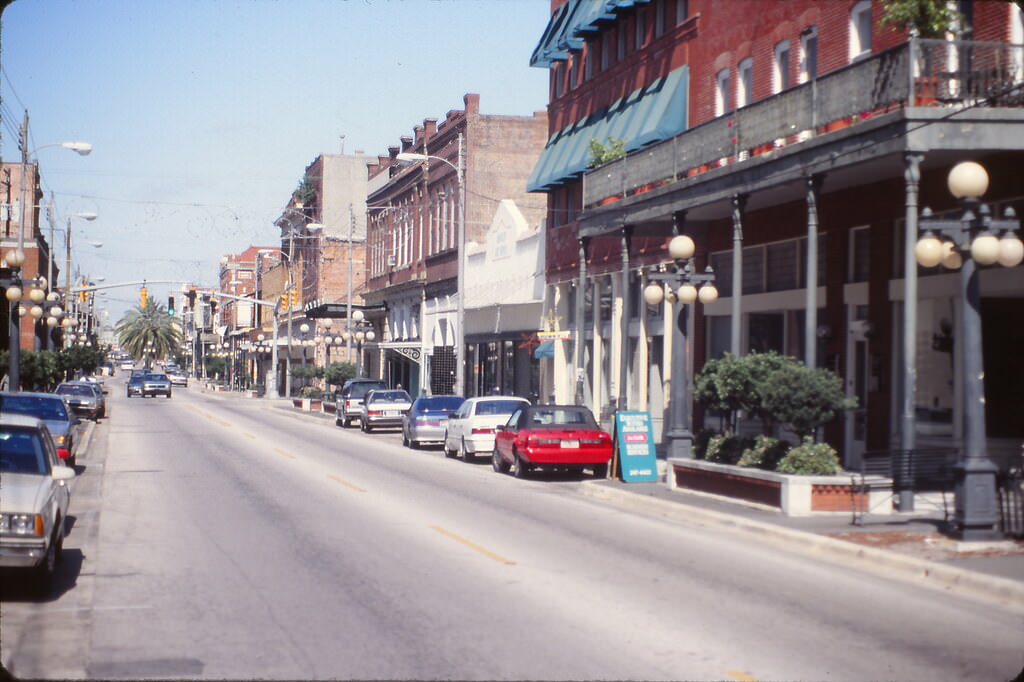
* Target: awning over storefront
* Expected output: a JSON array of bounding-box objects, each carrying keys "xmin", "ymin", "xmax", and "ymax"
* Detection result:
[
  {"xmin": 533, "ymin": 340, "xmax": 555, "ymax": 359},
  {"xmin": 526, "ymin": 65, "xmax": 688, "ymax": 192}
]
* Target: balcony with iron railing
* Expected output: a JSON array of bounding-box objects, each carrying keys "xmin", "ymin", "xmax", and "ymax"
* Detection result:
[{"xmin": 582, "ymin": 39, "xmax": 1024, "ymax": 209}]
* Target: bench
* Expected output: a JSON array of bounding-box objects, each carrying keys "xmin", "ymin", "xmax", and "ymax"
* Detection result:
[{"xmin": 850, "ymin": 448, "xmax": 958, "ymax": 526}]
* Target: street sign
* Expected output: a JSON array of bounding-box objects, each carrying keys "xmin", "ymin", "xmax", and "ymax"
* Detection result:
[
  {"xmin": 614, "ymin": 412, "xmax": 659, "ymax": 482},
  {"xmin": 538, "ymin": 330, "xmax": 573, "ymax": 341}
]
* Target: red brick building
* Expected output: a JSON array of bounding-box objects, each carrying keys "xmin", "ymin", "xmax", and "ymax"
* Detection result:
[
  {"xmin": 363, "ymin": 94, "xmax": 547, "ymax": 396},
  {"xmin": 530, "ymin": 0, "xmax": 1024, "ymax": 472}
]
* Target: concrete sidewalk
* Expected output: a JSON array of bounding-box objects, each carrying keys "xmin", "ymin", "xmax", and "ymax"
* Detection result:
[{"xmin": 229, "ymin": 390, "xmax": 1024, "ymax": 611}]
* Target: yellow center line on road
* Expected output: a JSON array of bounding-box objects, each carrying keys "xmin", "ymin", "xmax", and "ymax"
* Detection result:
[
  {"xmin": 725, "ymin": 671, "xmax": 759, "ymax": 682},
  {"xmin": 242, "ymin": 432, "xmax": 256, "ymax": 439},
  {"xmin": 184, "ymin": 403, "xmax": 232, "ymax": 427},
  {"xmin": 328, "ymin": 475, "xmax": 366, "ymax": 492},
  {"xmin": 429, "ymin": 525, "xmax": 516, "ymax": 566},
  {"xmin": 274, "ymin": 448, "xmax": 296, "ymax": 459}
]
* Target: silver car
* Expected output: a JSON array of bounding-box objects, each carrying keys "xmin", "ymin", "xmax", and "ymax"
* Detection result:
[
  {"xmin": 0, "ymin": 391, "xmax": 83, "ymax": 467},
  {"xmin": 402, "ymin": 395, "xmax": 465, "ymax": 449},
  {"xmin": 0, "ymin": 414, "xmax": 76, "ymax": 594},
  {"xmin": 359, "ymin": 389, "xmax": 412, "ymax": 432}
]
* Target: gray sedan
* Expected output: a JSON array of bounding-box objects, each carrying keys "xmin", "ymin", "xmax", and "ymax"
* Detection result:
[{"xmin": 402, "ymin": 395, "xmax": 465, "ymax": 448}]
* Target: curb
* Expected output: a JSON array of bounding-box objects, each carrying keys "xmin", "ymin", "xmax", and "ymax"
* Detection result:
[{"xmin": 578, "ymin": 480, "xmax": 1024, "ymax": 614}]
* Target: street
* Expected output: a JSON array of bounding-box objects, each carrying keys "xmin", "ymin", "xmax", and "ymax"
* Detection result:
[{"xmin": 2, "ymin": 378, "xmax": 1022, "ymax": 681}]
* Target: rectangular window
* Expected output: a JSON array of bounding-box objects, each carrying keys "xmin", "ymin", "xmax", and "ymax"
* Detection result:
[
  {"xmin": 738, "ymin": 58, "xmax": 754, "ymax": 107},
  {"xmin": 676, "ymin": 0, "xmax": 688, "ymax": 25},
  {"xmin": 600, "ymin": 34, "xmax": 611, "ymax": 72},
  {"xmin": 654, "ymin": 0, "xmax": 666, "ymax": 37},
  {"xmin": 715, "ymin": 68, "xmax": 731, "ymax": 116},
  {"xmin": 710, "ymin": 251, "xmax": 733, "ymax": 297},
  {"xmin": 635, "ymin": 7, "xmax": 646, "ymax": 48},
  {"xmin": 773, "ymin": 41, "xmax": 790, "ymax": 93},
  {"xmin": 617, "ymin": 20, "xmax": 628, "ymax": 62},
  {"xmin": 850, "ymin": 1, "xmax": 872, "ymax": 60},
  {"xmin": 766, "ymin": 241, "xmax": 799, "ymax": 291},
  {"xmin": 742, "ymin": 245, "xmax": 765, "ymax": 295},
  {"xmin": 553, "ymin": 62, "xmax": 564, "ymax": 98},
  {"xmin": 800, "ymin": 27, "xmax": 818, "ymax": 82},
  {"xmin": 584, "ymin": 42, "xmax": 595, "ymax": 80},
  {"xmin": 850, "ymin": 226, "xmax": 870, "ymax": 283},
  {"xmin": 568, "ymin": 53, "xmax": 579, "ymax": 90},
  {"xmin": 749, "ymin": 312, "xmax": 785, "ymax": 354}
]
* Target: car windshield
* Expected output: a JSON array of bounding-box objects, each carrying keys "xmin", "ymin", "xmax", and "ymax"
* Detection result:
[
  {"xmin": 57, "ymin": 385, "xmax": 95, "ymax": 396},
  {"xmin": 1, "ymin": 396, "xmax": 69, "ymax": 421},
  {"xmin": 417, "ymin": 397, "xmax": 464, "ymax": 412},
  {"xmin": 476, "ymin": 399, "xmax": 527, "ymax": 415},
  {"xmin": 370, "ymin": 391, "xmax": 410, "ymax": 403},
  {"xmin": 145, "ymin": 374, "xmax": 168, "ymax": 381},
  {"xmin": 525, "ymin": 407, "xmax": 596, "ymax": 428},
  {"xmin": 0, "ymin": 428, "xmax": 47, "ymax": 474},
  {"xmin": 347, "ymin": 383, "xmax": 386, "ymax": 398}
]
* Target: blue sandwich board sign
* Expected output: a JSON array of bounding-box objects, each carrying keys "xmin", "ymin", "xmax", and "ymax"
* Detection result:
[{"xmin": 614, "ymin": 411, "xmax": 659, "ymax": 482}]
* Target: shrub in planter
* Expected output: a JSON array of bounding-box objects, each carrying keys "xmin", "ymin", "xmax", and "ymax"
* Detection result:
[
  {"xmin": 705, "ymin": 434, "xmax": 753, "ymax": 465},
  {"xmin": 299, "ymin": 385, "xmax": 322, "ymax": 399},
  {"xmin": 693, "ymin": 429, "xmax": 716, "ymax": 459},
  {"xmin": 775, "ymin": 437, "xmax": 841, "ymax": 475},
  {"xmin": 738, "ymin": 435, "xmax": 791, "ymax": 471},
  {"xmin": 760, "ymin": 361, "xmax": 855, "ymax": 439}
]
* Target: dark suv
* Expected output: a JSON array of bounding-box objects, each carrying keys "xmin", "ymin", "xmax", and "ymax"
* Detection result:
[{"xmin": 335, "ymin": 379, "xmax": 388, "ymax": 428}]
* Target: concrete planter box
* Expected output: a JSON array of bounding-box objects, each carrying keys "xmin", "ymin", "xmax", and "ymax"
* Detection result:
[
  {"xmin": 292, "ymin": 398, "xmax": 322, "ymax": 412},
  {"xmin": 668, "ymin": 458, "xmax": 890, "ymax": 516}
]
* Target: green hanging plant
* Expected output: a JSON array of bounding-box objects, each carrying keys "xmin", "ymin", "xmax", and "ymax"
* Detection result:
[{"xmin": 878, "ymin": 0, "xmax": 961, "ymax": 39}]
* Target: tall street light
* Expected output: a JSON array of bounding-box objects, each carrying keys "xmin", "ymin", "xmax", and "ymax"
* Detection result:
[
  {"xmin": 642, "ymin": 234, "xmax": 719, "ymax": 464},
  {"xmin": 7, "ymin": 110, "xmax": 91, "ymax": 391},
  {"xmin": 914, "ymin": 161, "xmax": 1022, "ymax": 541},
  {"xmin": 396, "ymin": 132, "xmax": 465, "ymax": 396}
]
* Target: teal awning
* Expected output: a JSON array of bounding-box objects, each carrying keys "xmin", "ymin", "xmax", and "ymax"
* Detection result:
[
  {"xmin": 534, "ymin": 340, "xmax": 555, "ymax": 359},
  {"xmin": 531, "ymin": 0, "xmax": 653, "ymax": 67},
  {"xmin": 526, "ymin": 65, "xmax": 689, "ymax": 192}
]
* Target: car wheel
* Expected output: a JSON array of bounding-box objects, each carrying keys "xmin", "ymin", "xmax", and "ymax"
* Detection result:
[
  {"xmin": 492, "ymin": 450, "xmax": 510, "ymax": 473},
  {"xmin": 402, "ymin": 430, "xmax": 409, "ymax": 447},
  {"xmin": 513, "ymin": 451, "xmax": 530, "ymax": 479},
  {"xmin": 166, "ymin": 392, "xmax": 172, "ymax": 399},
  {"xmin": 592, "ymin": 462, "xmax": 609, "ymax": 479},
  {"xmin": 32, "ymin": 529, "xmax": 60, "ymax": 596},
  {"xmin": 459, "ymin": 440, "xmax": 473, "ymax": 462},
  {"xmin": 442, "ymin": 435, "xmax": 455, "ymax": 458}
]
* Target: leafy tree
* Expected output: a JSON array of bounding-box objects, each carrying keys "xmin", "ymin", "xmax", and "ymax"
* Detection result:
[
  {"xmin": 59, "ymin": 344, "xmax": 106, "ymax": 379},
  {"xmin": 694, "ymin": 351, "xmax": 792, "ymax": 433},
  {"xmin": 115, "ymin": 300, "xmax": 183, "ymax": 366},
  {"xmin": 18, "ymin": 350, "xmax": 63, "ymax": 391},
  {"xmin": 204, "ymin": 356, "xmax": 226, "ymax": 379},
  {"xmin": 324, "ymin": 361, "xmax": 356, "ymax": 387},
  {"xmin": 760, "ymin": 362, "xmax": 856, "ymax": 440},
  {"xmin": 879, "ymin": 0, "xmax": 961, "ymax": 38}
]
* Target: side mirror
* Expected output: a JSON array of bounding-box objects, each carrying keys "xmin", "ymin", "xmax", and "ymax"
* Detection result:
[{"xmin": 53, "ymin": 465, "xmax": 76, "ymax": 480}]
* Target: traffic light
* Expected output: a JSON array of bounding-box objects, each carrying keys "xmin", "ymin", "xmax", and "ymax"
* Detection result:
[
  {"xmin": 290, "ymin": 289, "xmax": 300, "ymax": 308},
  {"xmin": 140, "ymin": 286, "xmax": 148, "ymax": 307},
  {"xmin": 186, "ymin": 289, "xmax": 197, "ymax": 308},
  {"xmin": 210, "ymin": 298, "xmax": 218, "ymax": 316},
  {"xmin": 167, "ymin": 295, "xmax": 175, "ymax": 315}
]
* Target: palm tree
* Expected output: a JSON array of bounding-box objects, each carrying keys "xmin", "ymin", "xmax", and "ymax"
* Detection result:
[{"xmin": 116, "ymin": 299, "xmax": 182, "ymax": 367}]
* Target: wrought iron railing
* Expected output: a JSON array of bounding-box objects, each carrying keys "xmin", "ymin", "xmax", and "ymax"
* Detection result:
[{"xmin": 583, "ymin": 39, "xmax": 1024, "ymax": 209}]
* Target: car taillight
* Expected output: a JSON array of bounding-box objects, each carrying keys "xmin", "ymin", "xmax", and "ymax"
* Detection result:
[
  {"xmin": 367, "ymin": 409, "xmax": 382, "ymax": 416},
  {"xmin": 57, "ymin": 447, "xmax": 71, "ymax": 460},
  {"xmin": 416, "ymin": 417, "xmax": 433, "ymax": 426},
  {"xmin": 580, "ymin": 438, "xmax": 605, "ymax": 445},
  {"xmin": 471, "ymin": 427, "xmax": 494, "ymax": 435}
]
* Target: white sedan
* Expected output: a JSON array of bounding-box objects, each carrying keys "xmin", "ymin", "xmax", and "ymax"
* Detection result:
[{"xmin": 443, "ymin": 396, "xmax": 531, "ymax": 462}]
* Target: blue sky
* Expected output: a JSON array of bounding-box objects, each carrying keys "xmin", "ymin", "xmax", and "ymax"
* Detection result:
[{"xmin": 1, "ymin": 0, "xmax": 550, "ymax": 319}]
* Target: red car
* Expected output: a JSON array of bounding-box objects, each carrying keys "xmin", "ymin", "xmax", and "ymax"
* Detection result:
[{"xmin": 493, "ymin": 404, "xmax": 612, "ymax": 479}]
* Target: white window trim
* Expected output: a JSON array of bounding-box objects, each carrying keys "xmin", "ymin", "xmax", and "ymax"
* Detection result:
[
  {"xmin": 849, "ymin": 1, "xmax": 872, "ymax": 62},
  {"xmin": 773, "ymin": 40, "xmax": 790, "ymax": 93},
  {"xmin": 715, "ymin": 68, "xmax": 731, "ymax": 116},
  {"xmin": 737, "ymin": 58, "xmax": 753, "ymax": 107},
  {"xmin": 799, "ymin": 26, "xmax": 818, "ymax": 83}
]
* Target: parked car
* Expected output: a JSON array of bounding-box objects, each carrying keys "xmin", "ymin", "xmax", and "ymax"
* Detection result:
[
  {"xmin": 493, "ymin": 404, "xmax": 612, "ymax": 479},
  {"xmin": 335, "ymin": 379, "xmax": 388, "ymax": 427},
  {"xmin": 401, "ymin": 395, "xmax": 465, "ymax": 449},
  {"xmin": 443, "ymin": 396, "xmax": 531, "ymax": 461},
  {"xmin": 359, "ymin": 389, "xmax": 412, "ymax": 432},
  {"xmin": 126, "ymin": 373, "xmax": 145, "ymax": 398},
  {"xmin": 0, "ymin": 414, "xmax": 76, "ymax": 594},
  {"xmin": 140, "ymin": 373, "xmax": 172, "ymax": 399},
  {"xmin": 0, "ymin": 392, "xmax": 83, "ymax": 467},
  {"xmin": 168, "ymin": 371, "xmax": 188, "ymax": 387},
  {"xmin": 55, "ymin": 381, "xmax": 107, "ymax": 420}
]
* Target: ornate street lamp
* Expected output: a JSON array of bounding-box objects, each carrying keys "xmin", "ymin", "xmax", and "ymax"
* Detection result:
[
  {"xmin": 915, "ymin": 161, "xmax": 1022, "ymax": 541},
  {"xmin": 346, "ymin": 309, "xmax": 376, "ymax": 378},
  {"xmin": 643, "ymin": 234, "xmax": 718, "ymax": 463}
]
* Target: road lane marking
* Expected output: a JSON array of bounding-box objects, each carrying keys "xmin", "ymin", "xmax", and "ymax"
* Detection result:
[
  {"xmin": 725, "ymin": 671, "xmax": 759, "ymax": 682},
  {"xmin": 274, "ymin": 448, "xmax": 296, "ymax": 459},
  {"xmin": 328, "ymin": 475, "xmax": 366, "ymax": 492},
  {"xmin": 242, "ymin": 432, "xmax": 256, "ymax": 439},
  {"xmin": 184, "ymin": 404, "xmax": 232, "ymax": 427},
  {"xmin": 429, "ymin": 525, "xmax": 516, "ymax": 565}
]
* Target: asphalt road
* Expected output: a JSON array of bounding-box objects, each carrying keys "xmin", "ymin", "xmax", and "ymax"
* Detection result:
[{"xmin": 3, "ymin": 379, "xmax": 1022, "ymax": 681}]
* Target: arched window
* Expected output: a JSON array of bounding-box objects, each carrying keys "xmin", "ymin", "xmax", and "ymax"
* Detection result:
[{"xmin": 715, "ymin": 68, "xmax": 731, "ymax": 116}]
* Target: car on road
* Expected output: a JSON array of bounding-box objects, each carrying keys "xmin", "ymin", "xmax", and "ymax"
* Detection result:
[
  {"xmin": 168, "ymin": 370, "xmax": 188, "ymax": 387},
  {"xmin": 359, "ymin": 389, "xmax": 412, "ymax": 432},
  {"xmin": 0, "ymin": 414, "xmax": 76, "ymax": 594},
  {"xmin": 119, "ymin": 360, "xmax": 134, "ymax": 370},
  {"xmin": 401, "ymin": 395, "xmax": 465, "ymax": 449},
  {"xmin": 335, "ymin": 379, "xmax": 388, "ymax": 427},
  {"xmin": 55, "ymin": 381, "xmax": 107, "ymax": 420},
  {"xmin": 0, "ymin": 392, "xmax": 83, "ymax": 467},
  {"xmin": 140, "ymin": 373, "xmax": 172, "ymax": 399},
  {"xmin": 493, "ymin": 404, "xmax": 612, "ymax": 479},
  {"xmin": 443, "ymin": 396, "xmax": 531, "ymax": 461},
  {"xmin": 126, "ymin": 373, "xmax": 145, "ymax": 398}
]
